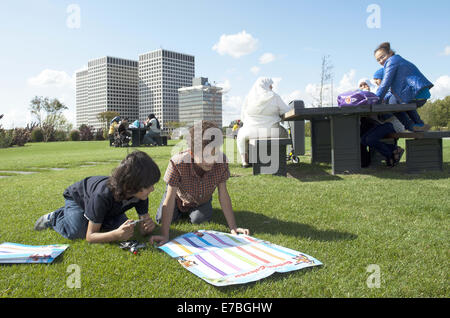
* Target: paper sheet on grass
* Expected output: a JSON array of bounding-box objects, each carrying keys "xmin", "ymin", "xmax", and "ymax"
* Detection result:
[
  {"xmin": 159, "ymin": 230, "xmax": 322, "ymax": 286},
  {"xmin": 0, "ymin": 243, "xmax": 69, "ymax": 264}
]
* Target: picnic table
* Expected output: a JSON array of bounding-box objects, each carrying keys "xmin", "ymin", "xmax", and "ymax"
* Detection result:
[
  {"xmin": 283, "ymin": 101, "xmax": 417, "ymax": 175},
  {"xmin": 129, "ymin": 127, "xmax": 168, "ymax": 147},
  {"xmin": 129, "ymin": 127, "xmax": 148, "ymax": 147}
]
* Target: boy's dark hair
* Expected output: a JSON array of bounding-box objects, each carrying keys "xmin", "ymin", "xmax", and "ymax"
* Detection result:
[
  {"xmin": 108, "ymin": 151, "xmax": 160, "ymax": 201},
  {"xmin": 374, "ymin": 42, "xmax": 395, "ymax": 55}
]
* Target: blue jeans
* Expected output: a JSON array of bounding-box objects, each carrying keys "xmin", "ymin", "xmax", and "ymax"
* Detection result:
[
  {"xmin": 50, "ymin": 199, "xmax": 128, "ymax": 240},
  {"xmin": 361, "ymin": 122, "xmax": 396, "ymax": 160},
  {"xmin": 155, "ymin": 186, "xmax": 213, "ymax": 225},
  {"xmin": 386, "ymin": 95, "xmax": 426, "ymax": 131}
]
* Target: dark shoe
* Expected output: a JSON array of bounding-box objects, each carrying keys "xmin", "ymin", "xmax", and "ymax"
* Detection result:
[
  {"xmin": 386, "ymin": 158, "xmax": 395, "ymax": 168},
  {"xmin": 393, "ymin": 147, "xmax": 404, "ymax": 166},
  {"xmin": 34, "ymin": 212, "xmax": 54, "ymax": 231}
]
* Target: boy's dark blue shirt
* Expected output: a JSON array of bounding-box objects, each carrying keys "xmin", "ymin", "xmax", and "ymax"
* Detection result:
[{"xmin": 63, "ymin": 176, "xmax": 148, "ymax": 224}]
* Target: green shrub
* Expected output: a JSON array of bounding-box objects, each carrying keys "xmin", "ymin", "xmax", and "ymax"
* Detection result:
[
  {"xmin": 31, "ymin": 127, "xmax": 44, "ymax": 142},
  {"xmin": 79, "ymin": 124, "xmax": 94, "ymax": 141},
  {"xmin": 94, "ymin": 128, "xmax": 105, "ymax": 141},
  {"xmin": 0, "ymin": 129, "xmax": 13, "ymax": 148},
  {"xmin": 54, "ymin": 130, "xmax": 67, "ymax": 141},
  {"xmin": 12, "ymin": 128, "xmax": 30, "ymax": 146},
  {"xmin": 69, "ymin": 129, "xmax": 80, "ymax": 141}
]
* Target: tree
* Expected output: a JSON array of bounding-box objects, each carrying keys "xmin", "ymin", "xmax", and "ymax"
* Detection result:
[
  {"xmin": 311, "ymin": 55, "xmax": 334, "ymax": 107},
  {"xmin": 97, "ymin": 111, "xmax": 120, "ymax": 132},
  {"xmin": 29, "ymin": 96, "xmax": 70, "ymax": 142},
  {"xmin": 418, "ymin": 96, "xmax": 450, "ymax": 129},
  {"xmin": 29, "ymin": 96, "xmax": 69, "ymax": 127}
]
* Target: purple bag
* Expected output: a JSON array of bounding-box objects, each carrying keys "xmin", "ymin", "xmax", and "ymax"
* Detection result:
[{"xmin": 337, "ymin": 90, "xmax": 379, "ymax": 106}]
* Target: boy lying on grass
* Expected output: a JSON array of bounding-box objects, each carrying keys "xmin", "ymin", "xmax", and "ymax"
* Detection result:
[
  {"xmin": 34, "ymin": 151, "xmax": 160, "ymax": 243},
  {"xmin": 150, "ymin": 120, "xmax": 249, "ymax": 246}
]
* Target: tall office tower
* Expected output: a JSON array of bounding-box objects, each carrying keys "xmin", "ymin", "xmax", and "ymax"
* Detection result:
[
  {"xmin": 178, "ymin": 77, "xmax": 223, "ymax": 128},
  {"xmin": 138, "ymin": 49, "xmax": 195, "ymax": 134},
  {"xmin": 75, "ymin": 69, "xmax": 89, "ymax": 128},
  {"xmin": 76, "ymin": 56, "xmax": 138, "ymax": 130}
]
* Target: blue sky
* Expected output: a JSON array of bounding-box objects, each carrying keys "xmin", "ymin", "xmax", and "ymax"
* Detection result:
[{"xmin": 1, "ymin": 0, "xmax": 449, "ymax": 128}]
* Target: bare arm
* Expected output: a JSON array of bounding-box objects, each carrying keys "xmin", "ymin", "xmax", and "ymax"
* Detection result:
[
  {"xmin": 150, "ymin": 185, "xmax": 178, "ymax": 246},
  {"xmin": 217, "ymin": 182, "xmax": 249, "ymax": 235},
  {"xmin": 85, "ymin": 220, "xmax": 135, "ymax": 243}
]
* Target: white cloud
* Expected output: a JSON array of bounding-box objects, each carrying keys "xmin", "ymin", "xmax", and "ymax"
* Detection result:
[
  {"xmin": 222, "ymin": 95, "xmax": 244, "ymax": 126},
  {"xmin": 250, "ymin": 66, "xmax": 260, "ymax": 75},
  {"xmin": 337, "ymin": 69, "xmax": 356, "ymax": 93},
  {"xmin": 259, "ymin": 52, "xmax": 276, "ymax": 64},
  {"xmin": 27, "ymin": 69, "xmax": 74, "ymax": 88},
  {"xmin": 212, "ymin": 30, "xmax": 258, "ymax": 58},
  {"xmin": 216, "ymin": 79, "xmax": 231, "ymax": 94},
  {"xmin": 441, "ymin": 46, "xmax": 450, "ymax": 56},
  {"xmin": 430, "ymin": 75, "xmax": 450, "ymax": 99},
  {"xmin": 281, "ymin": 89, "xmax": 306, "ymax": 107}
]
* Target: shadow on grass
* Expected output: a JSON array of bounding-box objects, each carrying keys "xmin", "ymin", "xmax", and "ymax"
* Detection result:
[
  {"xmin": 216, "ymin": 265, "xmax": 322, "ymax": 293},
  {"xmin": 215, "ymin": 209, "xmax": 357, "ymax": 242},
  {"xmin": 360, "ymin": 162, "xmax": 450, "ymax": 180},
  {"xmin": 287, "ymin": 161, "xmax": 450, "ymax": 181},
  {"xmin": 286, "ymin": 163, "xmax": 342, "ymax": 182}
]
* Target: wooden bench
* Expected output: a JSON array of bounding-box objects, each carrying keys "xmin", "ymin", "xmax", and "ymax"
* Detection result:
[
  {"xmin": 248, "ymin": 138, "xmax": 292, "ymax": 177},
  {"xmin": 371, "ymin": 131, "xmax": 450, "ymax": 173}
]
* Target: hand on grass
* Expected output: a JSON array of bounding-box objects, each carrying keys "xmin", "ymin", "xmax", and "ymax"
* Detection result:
[
  {"xmin": 150, "ymin": 235, "xmax": 169, "ymax": 247},
  {"xmin": 231, "ymin": 228, "xmax": 250, "ymax": 236}
]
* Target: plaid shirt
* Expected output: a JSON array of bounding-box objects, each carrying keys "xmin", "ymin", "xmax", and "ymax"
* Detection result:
[{"xmin": 164, "ymin": 150, "xmax": 230, "ymax": 212}]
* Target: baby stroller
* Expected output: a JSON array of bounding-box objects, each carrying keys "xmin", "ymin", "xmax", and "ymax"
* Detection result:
[
  {"xmin": 113, "ymin": 131, "xmax": 130, "ymax": 147},
  {"xmin": 112, "ymin": 118, "xmax": 132, "ymax": 147},
  {"xmin": 113, "ymin": 130, "xmax": 131, "ymax": 147},
  {"xmin": 285, "ymin": 120, "xmax": 304, "ymax": 164}
]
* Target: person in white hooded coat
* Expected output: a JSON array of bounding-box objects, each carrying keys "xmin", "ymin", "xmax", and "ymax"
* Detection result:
[{"xmin": 237, "ymin": 77, "xmax": 292, "ymax": 167}]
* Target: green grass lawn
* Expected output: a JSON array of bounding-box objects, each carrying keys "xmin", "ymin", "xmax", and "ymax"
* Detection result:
[{"xmin": 0, "ymin": 139, "xmax": 448, "ymax": 298}]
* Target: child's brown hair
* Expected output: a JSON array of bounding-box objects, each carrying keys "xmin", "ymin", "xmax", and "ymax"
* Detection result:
[{"xmin": 108, "ymin": 150, "xmax": 160, "ymax": 201}]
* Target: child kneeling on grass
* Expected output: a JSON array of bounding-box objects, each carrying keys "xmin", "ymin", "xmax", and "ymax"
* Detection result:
[
  {"xmin": 34, "ymin": 151, "xmax": 161, "ymax": 243},
  {"xmin": 150, "ymin": 120, "xmax": 249, "ymax": 246}
]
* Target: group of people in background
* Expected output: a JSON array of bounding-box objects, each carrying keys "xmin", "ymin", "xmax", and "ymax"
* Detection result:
[
  {"xmin": 108, "ymin": 114, "xmax": 162, "ymax": 147},
  {"xmin": 237, "ymin": 41, "xmax": 433, "ymax": 169}
]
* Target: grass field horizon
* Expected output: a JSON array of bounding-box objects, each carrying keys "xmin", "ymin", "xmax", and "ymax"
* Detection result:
[{"xmin": 0, "ymin": 139, "xmax": 448, "ymax": 298}]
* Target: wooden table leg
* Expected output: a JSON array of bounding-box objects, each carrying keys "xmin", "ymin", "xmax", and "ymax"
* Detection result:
[
  {"xmin": 311, "ymin": 118, "xmax": 331, "ymax": 164},
  {"xmin": 330, "ymin": 115, "xmax": 361, "ymax": 174}
]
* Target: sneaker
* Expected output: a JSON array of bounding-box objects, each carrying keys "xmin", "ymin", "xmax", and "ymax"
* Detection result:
[
  {"xmin": 34, "ymin": 212, "xmax": 54, "ymax": 231},
  {"xmin": 412, "ymin": 123, "xmax": 431, "ymax": 132}
]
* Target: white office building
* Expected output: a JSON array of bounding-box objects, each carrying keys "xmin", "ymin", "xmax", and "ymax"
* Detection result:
[
  {"xmin": 178, "ymin": 77, "xmax": 222, "ymax": 128},
  {"xmin": 76, "ymin": 56, "xmax": 138, "ymax": 130},
  {"xmin": 139, "ymin": 49, "xmax": 195, "ymax": 134},
  {"xmin": 75, "ymin": 70, "xmax": 89, "ymax": 127}
]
